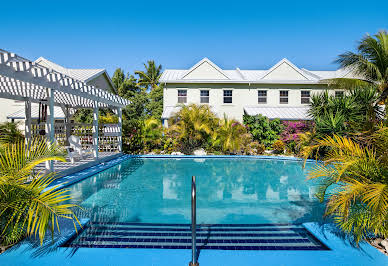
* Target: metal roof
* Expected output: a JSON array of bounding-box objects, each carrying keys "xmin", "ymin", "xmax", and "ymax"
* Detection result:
[
  {"xmin": 160, "ymin": 58, "xmax": 357, "ymax": 84},
  {"xmin": 243, "ymin": 106, "xmax": 312, "ymax": 120},
  {"xmin": 161, "ymin": 106, "xmax": 181, "ymax": 119},
  {"xmin": 7, "ymin": 105, "xmax": 67, "ymax": 119},
  {"xmin": 34, "ymin": 57, "xmax": 105, "ymax": 82}
]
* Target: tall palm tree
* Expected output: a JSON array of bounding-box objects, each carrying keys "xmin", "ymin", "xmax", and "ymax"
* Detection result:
[
  {"xmin": 302, "ymin": 131, "xmax": 388, "ymax": 244},
  {"xmin": 0, "ymin": 138, "xmax": 79, "ymax": 245},
  {"xmin": 334, "ymin": 30, "xmax": 388, "ymax": 104},
  {"xmin": 135, "ymin": 61, "xmax": 162, "ymax": 90}
]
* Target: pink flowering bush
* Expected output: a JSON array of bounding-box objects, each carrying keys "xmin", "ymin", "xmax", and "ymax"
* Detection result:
[{"xmin": 280, "ymin": 121, "xmax": 310, "ymax": 144}]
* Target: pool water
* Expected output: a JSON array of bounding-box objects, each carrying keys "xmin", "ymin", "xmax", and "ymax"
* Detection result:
[{"xmin": 66, "ymin": 157, "xmax": 325, "ymax": 224}]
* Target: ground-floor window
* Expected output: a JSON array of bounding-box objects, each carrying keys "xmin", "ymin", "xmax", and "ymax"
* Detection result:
[
  {"xmin": 280, "ymin": 90, "xmax": 288, "ymax": 104},
  {"xmin": 258, "ymin": 90, "xmax": 267, "ymax": 104},
  {"xmin": 223, "ymin": 90, "xmax": 233, "ymax": 103},
  {"xmin": 200, "ymin": 90, "xmax": 209, "ymax": 103},
  {"xmin": 178, "ymin": 90, "xmax": 187, "ymax": 103},
  {"xmin": 301, "ymin": 90, "xmax": 310, "ymax": 104},
  {"xmin": 335, "ymin": 91, "xmax": 344, "ymax": 98}
]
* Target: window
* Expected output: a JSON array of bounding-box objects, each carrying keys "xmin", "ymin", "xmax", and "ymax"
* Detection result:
[
  {"xmin": 178, "ymin": 90, "xmax": 187, "ymax": 103},
  {"xmin": 280, "ymin": 90, "xmax": 288, "ymax": 104},
  {"xmin": 301, "ymin": 90, "xmax": 310, "ymax": 104},
  {"xmin": 335, "ymin": 91, "xmax": 344, "ymax": 98},
  {"xmin": 258, "ymin": 90, "xmax": 267, "ymax": 104},
  {"xmin": 223, "ymin": 90, "xmax": 232, "ymax": 104},
  {"xmin": 200, "ymin": 90, "xmax": 209, "ymax": 103}
]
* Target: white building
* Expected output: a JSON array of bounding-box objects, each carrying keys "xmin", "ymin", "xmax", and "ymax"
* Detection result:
[
  {"xmin": 0, "ymin": 57, "xmax": 115, "ymax": 129},
  {"xmin": 160, "ymin": 58, "xmax": 355, "ymax": 126}
]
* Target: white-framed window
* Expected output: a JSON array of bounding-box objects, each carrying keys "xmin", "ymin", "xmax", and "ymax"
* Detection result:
[
  {"xmin": 200, "ymin": 90, "xmax": 210, "ymax": 103},
  {"xmin": 178, "ymin": 90, "xmax": 187, "ymax": 103},
  {"xmin": 301, "ymin": 90, "xmax": 310, "ymax": 104},
  {"xmin": 258, "ymin": 90, "xmax": 267, "ymax": 104},
  {"xmin": 280, "ymin": 90, "xmax": 288, "ymax": 104},
  {"xmin": 223, "ymin": 90, "xmax": 233, "ymax": 104},
  {"xmin": 335, "ymin": 91, "xmax": 344, "ymax": 98}
]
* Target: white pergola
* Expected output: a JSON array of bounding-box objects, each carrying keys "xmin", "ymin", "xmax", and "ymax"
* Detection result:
[{"xmin": 0, "ymin": 49, "xmax": 130, "ymax": 171}]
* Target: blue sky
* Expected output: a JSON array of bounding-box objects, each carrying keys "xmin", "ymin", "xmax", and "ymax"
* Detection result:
[{"xmin": 1, "ymin": 0, "xmax": 387, "ymax": 76}]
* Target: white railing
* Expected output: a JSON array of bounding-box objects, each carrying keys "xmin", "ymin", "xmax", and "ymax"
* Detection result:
[{"xmin": 31, "ymin": 122, "xmax": 121, "ymax": 152}]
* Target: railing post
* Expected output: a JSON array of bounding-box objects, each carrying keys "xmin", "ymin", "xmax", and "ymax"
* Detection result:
[{"xmin": 189, "ymin": 176, "xmax": 199, "ymax": 266}]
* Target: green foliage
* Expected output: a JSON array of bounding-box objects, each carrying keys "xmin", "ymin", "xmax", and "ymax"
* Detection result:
[
  {"xmin": 212, "ymin": 117, "xmax": 249, "ymax": 154},
  {"xmin": 272, "ymin": 140, "xmax": 285, "ymax": 154},
  {"xmin": 134, "ymin": 61, "xmax": 162, "ymax": 90},
  {"xmin": 167, "ymin": 104, "xmax": 217, "ymax": 154},
  {"xmin": 146, "ymin": 85, "xmax": 163, "ymax": 118},
  {"xmin": 0, "ymin": 122, "xmax": 24, "ymax": 144},
  {"xmin": 302, "ymin": 131, "xmax": 388, "ymax": 244},
  {"xmin": 141, "ymin": 118, "xmax": 163, "ymax": 152},
  {"xmin": 334, "ymin": 30, "xmax": 388, "ymax": 104},
  {"xmin": 0, "ymin": 138, "xmax": 79, "ymax": 246},
  {"xmin": 243, "ymin": 114, "xmax": 283, "ymax": 147},
  {"xmin": 309, "ymin": 87, "xmax": 383, "ymax": 136}
]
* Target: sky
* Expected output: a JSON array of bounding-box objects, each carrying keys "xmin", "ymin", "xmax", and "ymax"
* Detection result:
[{"xmin": 1, "ymin": 0, "xmax": 387, "ymax": 76}]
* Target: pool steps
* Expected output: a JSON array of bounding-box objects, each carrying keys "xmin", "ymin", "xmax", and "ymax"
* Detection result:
[{"xmin": 63, "ymin": 222, "xmax": 329, "ymax": 250}]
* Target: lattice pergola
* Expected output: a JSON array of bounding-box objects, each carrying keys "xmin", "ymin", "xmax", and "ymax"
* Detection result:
[{"xmin": 0, "ymin": 49, "xmax": 130, "ymax": 171}]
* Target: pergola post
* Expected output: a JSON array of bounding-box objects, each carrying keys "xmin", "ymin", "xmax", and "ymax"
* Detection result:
[
  {"xmin": 92, "ymin": 103, "xmax": 99, "ymax": 159},
  {"xmin": 117, "ymin": 107, "xmax": 122, "ymax": 153},
  {"xmin": 64, "ymin": 106, "xmax": 71, "ymax": 145},
  {"xmin": 24, "ymin": 98, "xmax": 32, "ymax": 142},
  {"xmin": 45, "ymin": 88, "xmax": 55, "ymax": 172}
]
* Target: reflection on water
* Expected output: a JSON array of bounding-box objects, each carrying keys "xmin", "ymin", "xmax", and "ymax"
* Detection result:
[{"xmin": 66, "ymin": 158, "xmax": 325, "ymax": 224}]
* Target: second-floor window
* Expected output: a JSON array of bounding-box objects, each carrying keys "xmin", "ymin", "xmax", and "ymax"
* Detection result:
[
  {"xmin": 258, "ymin": 90, "xmax": 267, "ymax": 104},
  {"xmin": 223, "ymin": 90, "xmax": 232, "ymax": 104},
  {"xmin": 335, "ymin": 91, "xmax": 344, "ymax": 98},
  {"xmin": 200, "ymin": 90, "xmax": 209, "ymax": 103},
  {"xmin": 301, "ymin": 91, "xmax": 310, "ymax": 104},
  {"xmin": 280, "ymin": 90, "xmax": 288, "ymax": 104},
  {"xmin": 178, "ymin": 90, "xmax": 187, "ymax": 103}
]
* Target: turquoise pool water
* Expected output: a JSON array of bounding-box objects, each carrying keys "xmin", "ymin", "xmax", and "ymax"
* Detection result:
[{"xmin": 66, "ymin": 157, "xmax": 325, "ymax": 224}]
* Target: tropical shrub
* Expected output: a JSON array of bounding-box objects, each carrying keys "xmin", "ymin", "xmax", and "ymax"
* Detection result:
[
  {"xmin": 246, "ymin": 141, "xmax": 265, "ymax": 155},
  {"xmin": 0, "ymin": 138, "xmax": 79, "ymax": 246},
  {"xmin": 212, "ymin": 118, "xmax": 250, "ymax": 154},
  {"xmin": 309, "ymin": 87, "xmax": 384, "ymax": 136},
  {"xmin": 123, "ymin": 119, "xmax": 143, "ymax": 154},
  {"xmin": 302, "ymin": 131, "xmax": 388, "ymax": 244},
  {"xmin": 168, "ymin": 104, "xmax": 217, "ymax": 154},
  {"xmin": 243, "ymin": 115, "xmax": 283, "ymax": 147},
  {"xmin": 272, "ymin": 140, "xmax": 285, "ymax": 154},
  {"xmin": 141, "ymin": 118, "xmax": 163, "ymax": 152},
  {"xmin": 0, "ymin": 122, "xmax": 24, "ymax": 144}
]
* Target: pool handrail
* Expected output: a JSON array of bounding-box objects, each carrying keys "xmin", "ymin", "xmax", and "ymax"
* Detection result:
[{"xmin": 190, "ymin": 175, "xmax": 199, "ymax": 266}]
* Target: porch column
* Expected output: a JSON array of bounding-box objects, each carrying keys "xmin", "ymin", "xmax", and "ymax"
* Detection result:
[
  {"xmin": 117, "ymin": 107, "xmax": 122, "ymax": 153},
  {"xmin": 92, "ymin": 103, "xmax": 99, "ymax": 159},
  {"xmin": 45, "ymin": 88, "xmax": 55, "ymax": 172},
  {"xmin": 24, "ymin": 98, "xmax": 31, "ymax": 141},
  {"xmin": 64, "ymin": 106, "xmax": 71, "ymax": 145}
]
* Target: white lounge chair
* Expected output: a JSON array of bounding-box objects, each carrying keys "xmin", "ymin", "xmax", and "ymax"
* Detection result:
[{"xmin": 67, "ymin": 135, "xmax": 93, "ymax": 163}]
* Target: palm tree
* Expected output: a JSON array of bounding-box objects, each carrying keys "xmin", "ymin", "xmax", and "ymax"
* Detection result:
[
  {"xmin": 212, "ymin": 117, "xmax": 249, "ymax": 154},
  {"xmin": 334, "ymin": 30, "xmax": 388, "ymax": 104},
  {"xmin": 141, "ymin": 117, "xmax": 163, "ymax": 151},
  {"xmin": 0, "ymin": 138, "xmax": 80, "ymax": 245},
  {"xmin": 135, "ymin": 61, "xmax": 162, "ymax": 90},
  {"xmin": 302, "ymin": 131, "xmax": 388, "ymax": 244},
  {"xmin": 168, "ymin": 104, "xmax": 217, "ymax": 153}
]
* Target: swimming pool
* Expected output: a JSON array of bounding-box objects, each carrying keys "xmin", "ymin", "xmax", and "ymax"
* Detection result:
[{"xmin": 66, "ymin": 157, "xmax": 325, "ymax": 225}]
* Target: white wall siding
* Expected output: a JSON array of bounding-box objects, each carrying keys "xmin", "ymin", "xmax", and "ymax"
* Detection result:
[{"xmin": 163, "ymin": 84, "xmax": 329, "ymax": 122}]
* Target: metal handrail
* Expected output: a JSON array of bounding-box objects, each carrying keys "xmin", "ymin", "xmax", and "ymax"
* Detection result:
[{"xmin": 190, "ymin": 175, "xmax": 199, "ymax": 266}]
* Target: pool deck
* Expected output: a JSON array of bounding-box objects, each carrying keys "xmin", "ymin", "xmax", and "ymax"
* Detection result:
[{"xmin": 1, "ymin": 155, "xmax": 387, "ymax": 265}]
